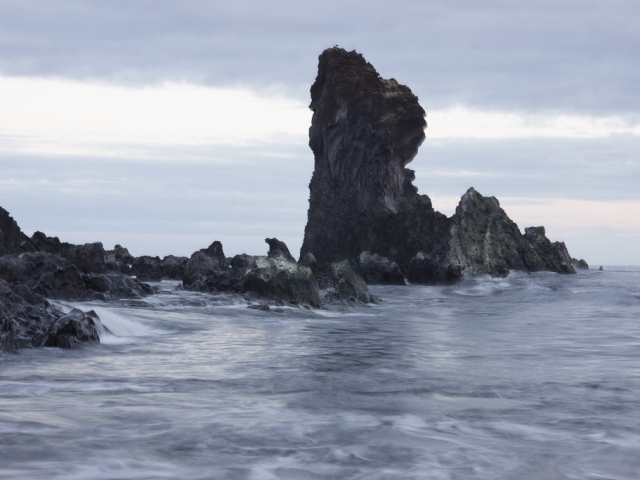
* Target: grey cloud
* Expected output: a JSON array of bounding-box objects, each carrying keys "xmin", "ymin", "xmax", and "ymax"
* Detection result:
[{"xmin": 0, "ymin": 0, "xmax": 639, "ymax": 114}]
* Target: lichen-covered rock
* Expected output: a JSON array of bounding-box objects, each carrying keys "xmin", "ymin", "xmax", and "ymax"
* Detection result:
[
  {"xmin": 352, "ymin": 251, "xmax": 405, "ymax": 285},
  {"xmin": 572, "ymin": 258, "xmax": 589, "ymax": 270}
]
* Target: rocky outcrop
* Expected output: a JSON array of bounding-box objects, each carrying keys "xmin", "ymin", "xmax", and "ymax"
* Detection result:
[
  {"xmin": 523, "ymin": 226, "xmax": 574, "ymax": 274},
  {"xmin": 185, "ymin": 239, "xmax": 322, "ymax": 308},
  {"xmin": 571, "ymin": 258, "xmax": 589, "ymax": 270},
  {"xmin": 132, "ymin": 255, "xmax": 188, "ymax": 281},
  {"xmin": 183, "ymin": 241, "xmax": 228, "ymax": 287},
  {"xmin": 351, "ymin": 251, "xmax": 405, "ymax": 285},
  {"xmin": 300, "ymin": 47, "xmax": 451, "ymax": 271},
  {"xmin": 0, "ymin": 279, "xmax": 103, "ymax": 351},
  {"xmin": 0, "ymin": 208, "xmax": 29, "ymax": 256},
  {"xmin": 300, "ymin": 47, "xmax": 576, "ymax": 281}
]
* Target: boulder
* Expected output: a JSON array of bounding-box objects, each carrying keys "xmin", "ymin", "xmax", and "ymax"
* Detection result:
[
  {"xmin": 324, "ymin": 260, "xmax": 378, "ymax": 304},
  {"xmin": 45, "ymin": 308, "xmax": 101, "ymax": 349},
  {"xmin": 0, "ymin": 280, "xmax": 104, "ymax": 351},
  {"xmin": 352, "ymin": 251, "xmax": 405, "ymax": 285}
]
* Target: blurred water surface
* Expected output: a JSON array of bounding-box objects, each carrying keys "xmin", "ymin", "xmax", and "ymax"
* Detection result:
[{"xmin": 1, "ymin": 267, "xmax": 639, "ymax": 479}]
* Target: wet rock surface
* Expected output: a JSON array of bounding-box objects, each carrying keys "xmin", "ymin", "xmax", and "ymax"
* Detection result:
[
  {"xmin": 323, "ymin": 260, "xmax": 379, "ymax": 305},
  {"xmin": 0, "ymin": 279, "xmax": 103, "ymax": 351},
  {"xmin": 186, "ymin": 239, "xmax": 322, "ymax": 308},
  {"xmin": 300, "ymin": 47, "xmax": 576, "ymax": 281},
  {"xmin": 352, "ymin": 251, "xmax": 405, "ymax": 285}
]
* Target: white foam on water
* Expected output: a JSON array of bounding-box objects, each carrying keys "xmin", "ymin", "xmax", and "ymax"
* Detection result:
[{"xmin": 90, "ymin": 307, "xmax": 159, "ymax": 344}]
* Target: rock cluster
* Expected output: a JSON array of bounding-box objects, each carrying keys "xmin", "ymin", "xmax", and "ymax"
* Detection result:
[
  {"xmin": 300, "ymin": 47, "xmax": 577, "ymax": 283},
  {"xmin": 183, "ymin": 238, "xmax": 378, "ymax": 308}
]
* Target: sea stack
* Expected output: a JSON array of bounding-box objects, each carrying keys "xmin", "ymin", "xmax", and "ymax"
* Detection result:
[{"xmin": 300, "ymin": 47, "xmax": 575, "ymax": 282}]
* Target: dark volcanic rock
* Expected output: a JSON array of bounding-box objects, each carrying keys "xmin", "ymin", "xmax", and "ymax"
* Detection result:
[
  {"xmin": 523, "ymin": 226, "xmax": 575, "ymax": 274},
  {"xmin": 0, "ymin": 208, "xmax": 29, "ymax": 256},
  {"xmin": 352, "ymin": 251, "xmax": 405, "ymax": 285},
  {"xmin": 186, "ymin": 239, "xmax": 322, "ymax": 308},
  {"xmin": 407, "ymin": 252, "xmax": 462, "ymax": 285},
  {"xmin": 324, "ymin": 260, "xmax": 378, "ymax": 304},
  {"xmin": 21, "ymin": 231, "xmax": 71, "ymax": 255},
  {"xmin": 0, "ymin": 279, "xmax": 104, "ymax": 351},
  {"xmin": 571, "ymin": 258, "xmax": 589, "ymax": 270},
  {"xmin": 300, "ymin": 47, "xmax": 451, "ymax": 271},
  {"xmin": 132, "ymin": 255, "xmax": 188, "ymax": 281},
  {"xmin": 299, "ymin": 47, "xmax": 576, "ymax": 281},
  {"xmin": 183, "ymin": 241, "xmax": 228, "ymax": 287}
]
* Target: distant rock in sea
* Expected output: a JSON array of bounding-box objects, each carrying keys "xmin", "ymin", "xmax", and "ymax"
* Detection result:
[
  {"xmin": 572, "ymin": 258, "xmax": 589, "ymax": 270},
  {"xmin": 300, "ymin": 47, "xmax": 576, "ymax": 282}
]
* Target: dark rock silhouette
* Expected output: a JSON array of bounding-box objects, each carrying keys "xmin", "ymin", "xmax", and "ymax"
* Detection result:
[
  {"xmin": 0, "ymin": 279, "xmax": 104, "ymax": 351},
  {"xmin": 352, "ymin": 251, "xmax": 405, "ymax": 285},
  {"xmin": 132, "ymin": 255, "xmax": 188, "ymax": 281},
  {"xmin": 185, "ymin": 239, "xmax": 322, "ymax": 308},
  {"xmin": 0, "ymin": 207, "xmax": 29, "ymax": 256},
  {"xmin": 300, "ymin": 47, "xmax": 576, "ymax": 281},
  {"xmin": 571, "ymin": 258, "xmax": 589, "ymax": 269}
]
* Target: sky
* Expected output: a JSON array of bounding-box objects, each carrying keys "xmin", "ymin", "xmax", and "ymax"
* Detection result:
[{"xmin": 0, "ymin": 0, "xmax": 639, "ymax": 264}]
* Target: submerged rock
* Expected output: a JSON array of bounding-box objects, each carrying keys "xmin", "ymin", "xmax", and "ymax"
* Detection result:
[{"xmin": 300, "ymin": 47, "xmax": 576, "ymax": 281}]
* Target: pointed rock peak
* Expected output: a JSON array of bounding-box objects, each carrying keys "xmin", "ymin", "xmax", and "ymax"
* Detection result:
[
  {"xmin": 203, "ymin": 241, "xmax": 225, "ymax": 262},
  {"xmin": 265, "ymin": 238, "xmax": 296, "ymax": 263}
]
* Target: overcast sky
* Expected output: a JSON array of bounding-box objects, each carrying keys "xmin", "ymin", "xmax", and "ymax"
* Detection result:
[{"xmin": 1, "ymin": 0, "xmax": 639, "ymax": 264}]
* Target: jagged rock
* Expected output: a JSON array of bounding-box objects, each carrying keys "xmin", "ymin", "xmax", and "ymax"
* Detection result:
[
  {"xmin": 0, "ymin": 208, "xmax": 29, "ymax": 256},
  {"xmin": 59, "ymin": 242, "xmax": 107, "ymax": 274},
  {"xmin": 352, "ymin": 251, "xmax": 405, "ymax": 285},
  {"xmin": 300, "ymin": 47, "xmax": 450, "ymax": 271},
  {"xmin": 0, "ymin": 252, "xmax": 151, "ymax": 301},
  {"xmin": 183, "ymin": 241, "xmax": 228, "ymax": 287},
  {"xmin": 105, "ymin": 244, "xmax": 135, "ymax": 273},
  {"xmin": 0, "ymin": 280, "xmax": 104, "ymax": 351},
  {"xmin": 571, "ymin": 258, "xmax": 589, "ymax": 270},
  {"xmin": 21, "ymin": 231, "xmax": 71, "ymax": 254},
  {"xmin": 44, "ymin": 308, "xmax": 101, "ymax": 349},
  {"xmin": 132, "ymin": 255, "xmax": 188, "ymax": 281},
  {"xmin": 186, "ymin": 239, "xmax": 322, "ymax": 308},
  {"xmin": 407, "ymin": 252, "xmax": 462, "ymax": 285},
  {"xmin": 299, "ymin": 47, "xmax": 576, "ymax": 281},
  {"xmin": 324, "ymin": 260, "xmax": 378, "ymax": 304},
  {"xmin": 523, "ymin": 227, "xmax": 575, "ymax": 274}
]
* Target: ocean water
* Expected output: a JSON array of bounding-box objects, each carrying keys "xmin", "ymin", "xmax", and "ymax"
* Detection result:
[{"xmin": 1, "ymin": 267, "xmax": 639, "ymax": 479}]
